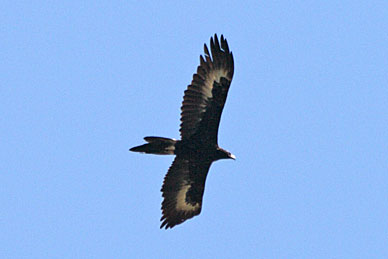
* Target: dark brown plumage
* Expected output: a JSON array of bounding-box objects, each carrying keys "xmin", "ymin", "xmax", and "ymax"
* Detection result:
[{"xmin": 130, "ymin": 34, "xmax": 235, "ymax": 229}]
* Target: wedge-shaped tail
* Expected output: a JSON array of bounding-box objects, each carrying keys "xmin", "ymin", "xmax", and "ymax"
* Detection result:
[{"xmin": 130, "ymin": 137, "xmax": 177, "ymax": 155}]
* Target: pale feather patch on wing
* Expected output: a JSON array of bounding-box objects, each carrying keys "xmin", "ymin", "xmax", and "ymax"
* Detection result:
[
  {"xmin": 175, "ymin": 184, "xmax": 201, "ymax": 212},
  {"xmin": 180, "ymin": 69, "xmax": 229, "ymax": 133},
  {"xmin": 201, "ymin": 69, "xmax": 230, "ymax": 100}
]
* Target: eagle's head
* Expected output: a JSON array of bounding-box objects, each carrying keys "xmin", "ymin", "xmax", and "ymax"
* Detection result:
[{"xmin": 216, "ymin": 147, "xmax": 236, "ymax": 161}]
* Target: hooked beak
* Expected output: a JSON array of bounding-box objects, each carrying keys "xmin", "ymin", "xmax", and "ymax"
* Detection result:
[{"xmin": 230, "ymin": 153, "xmax": 236, "ymax": 160}]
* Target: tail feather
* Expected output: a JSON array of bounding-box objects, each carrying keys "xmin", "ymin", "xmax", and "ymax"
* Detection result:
[{"xmin": 130, "ymin": 137, "xmax": 177, "ymax": 155}]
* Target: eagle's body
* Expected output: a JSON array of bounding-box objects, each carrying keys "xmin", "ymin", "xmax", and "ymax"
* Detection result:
[{"xmin": 130, "ymin": 34, "xmax": 235, "ymax": 229}]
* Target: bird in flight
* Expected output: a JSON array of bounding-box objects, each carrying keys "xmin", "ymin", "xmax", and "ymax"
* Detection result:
[{"xmin": 130, "ymin": 34, "xmax": 235, "ymax": 229}]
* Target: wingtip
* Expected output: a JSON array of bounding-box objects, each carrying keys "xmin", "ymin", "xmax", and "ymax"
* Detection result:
[{"xmin": 160, "ymin": 219, "xmax": 171, "ymax": 230}]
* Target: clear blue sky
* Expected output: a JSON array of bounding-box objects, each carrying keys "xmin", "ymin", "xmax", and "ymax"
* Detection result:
[{"xmin": 1, "ymin": 1, "xmax": 388, "ymax": 258}]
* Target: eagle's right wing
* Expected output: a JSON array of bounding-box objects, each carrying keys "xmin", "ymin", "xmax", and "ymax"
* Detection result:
[{"xmin": 179, "ymin": 34, "xmax": 234, "ymax": 144}]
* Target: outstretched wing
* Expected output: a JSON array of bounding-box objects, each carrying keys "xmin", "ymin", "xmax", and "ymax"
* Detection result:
[
  {"xmin": 160, "ymin": 157, "xmax": 212, "ymax": 229},
  {"xmin": 180, "ymin": 34, "xmax": 234, "ymax": 144}
]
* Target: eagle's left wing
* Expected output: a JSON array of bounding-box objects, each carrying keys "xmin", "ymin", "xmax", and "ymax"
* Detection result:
[{"xmin": 160, "ymin": 157, "xmax": 212, "ymax": 229}]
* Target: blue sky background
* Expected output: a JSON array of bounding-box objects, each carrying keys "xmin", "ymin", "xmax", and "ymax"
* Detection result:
[{"xmin": 1, "ymin": 1, "xmax": 388, "ymax": 258}]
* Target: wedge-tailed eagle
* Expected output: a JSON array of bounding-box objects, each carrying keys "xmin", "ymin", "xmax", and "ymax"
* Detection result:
[{"xmin": 130, "ymin": 34, "xmax": 235, "ymax": 229}]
